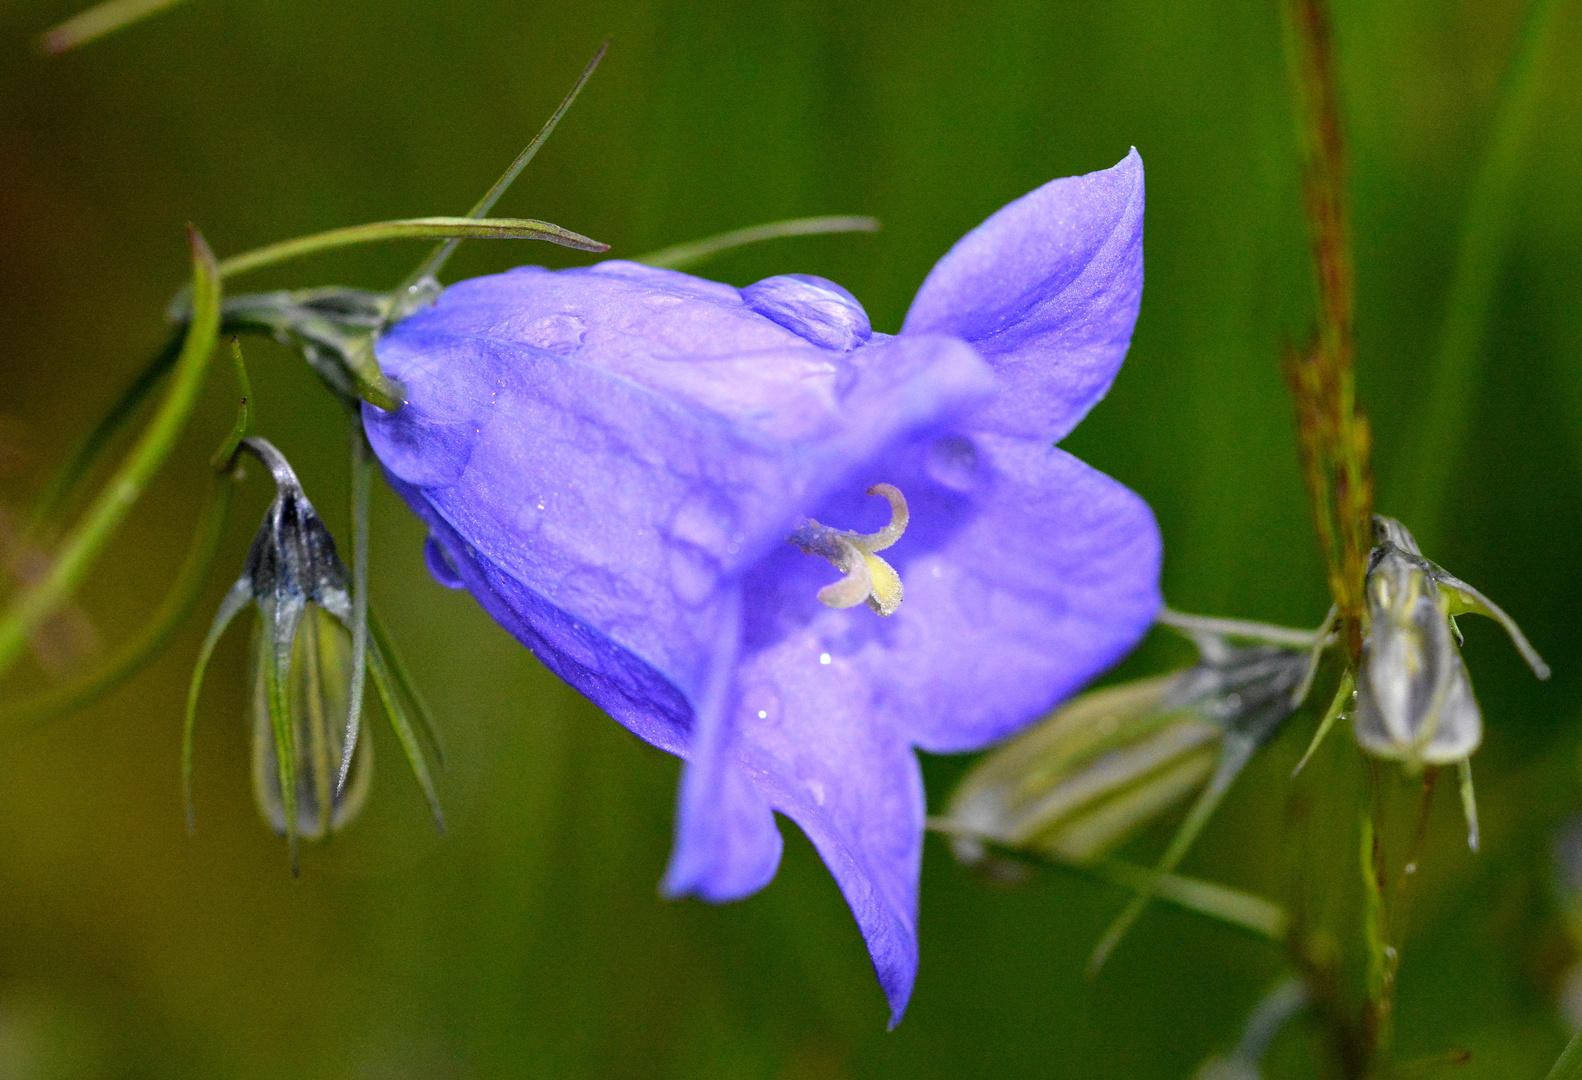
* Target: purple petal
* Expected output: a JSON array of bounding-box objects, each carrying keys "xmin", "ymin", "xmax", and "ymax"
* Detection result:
[
  {"xmin": 661, "ymin": 589, "xmax": 786, "ymax": 902},
  {"xmin": 701, "ymin": 618, "xmax": 926, "ymax": 1025},
  {"xmin": 902, "ymin": 149, "xmax": 1145, "ymax": 442},
  {"xmin": 734, "ymin": 668, "xmax": 925, "ymax": 1028}
]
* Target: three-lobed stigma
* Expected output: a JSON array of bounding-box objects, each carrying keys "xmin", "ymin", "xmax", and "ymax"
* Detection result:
[{"xmin": 788, "ymin": 484, "xmax": 909, "ymax": 617}]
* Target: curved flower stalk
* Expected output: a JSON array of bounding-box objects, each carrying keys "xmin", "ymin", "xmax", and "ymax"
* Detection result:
[{"xmin": 365, "ymin": 151, "xmax": 1160, "ymax": 1022}]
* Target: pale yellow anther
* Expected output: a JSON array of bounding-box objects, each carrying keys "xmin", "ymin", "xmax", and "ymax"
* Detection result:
[
  {"xmin": 851, "ymin": 484, "xmax": 908, "ymax": 553},
  {"xmin": 789, "ymin": 484, "xmax": 910, "ymax": 617}
]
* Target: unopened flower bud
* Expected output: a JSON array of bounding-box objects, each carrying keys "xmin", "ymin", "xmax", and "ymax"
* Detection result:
[
  {"xmin": 944, "ymin": 622, "xmax": 1317, "ymax": 866},
  {"xmin": 189, "ymin": 437, "xmax": 371, "ymax": 859},
  {"xmin": 1351, "ymin": 516, "xmax": 1548, "ymax": 771}
]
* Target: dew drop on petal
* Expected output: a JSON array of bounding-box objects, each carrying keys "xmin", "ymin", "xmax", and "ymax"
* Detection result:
[
  {"xmin": 740, "ymin": 274, "xmax": 872, "ymax": 352},
  {"xmin": 424, "ymin": 535, "xmax": 466, "ymax": 589},
  {"xmin": 819, "ymin": 652, "xmax": 832, "ymax": 665}
]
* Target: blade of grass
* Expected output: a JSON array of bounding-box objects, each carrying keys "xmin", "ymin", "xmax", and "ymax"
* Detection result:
[
  {"xmin": 215, "ymin": 217, "xmax": 608, "ymax": 282},
  {"xmin": 0, "ymin": 228, "xmax": 222, "ymax": 682},
  {"xmin": 400, "ymin": 40, "xmax": 610, "ymax": 293},
  {"xmin": 635, "ymin": 216, "xmax": 880, "ymax": 272},
  {"xmin": 2, "ymin": 473, "xmax": 236, "ymax": 732},
  {"xmin": 368, "ymin": 631, "xmax": 444, "ymax": 830},
  {"xmin": 183, "ymin": 577, "xmax": 251, "ymax": 833},
  {"xmin": 368, "ymin": 605, "xmax": 445, "ymax": 767}
]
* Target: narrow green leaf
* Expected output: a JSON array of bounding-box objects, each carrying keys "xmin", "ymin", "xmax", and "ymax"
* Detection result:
[
  {"xmin": 183, "ymin": 576, "xmax": 251, "ymax": 833},
  {"xmin": 1546, "ymin": 1023, "xmax": 1582, "ymax": 1080},
  {"xmin": 368, "ymin": 632, "xmax": 444, "ymax": 830},
  {"xmin": 29, "ymin": 332, "xmax": 183, "ymax": 532},
  {"xmin": 214, "ymin": 217, "xmax": 608, "ymax": 282},
  {"xmin": 1158, "ymin": 607, "xmax": 1334, "ymax": 648},
  {"xmin": 1088, "ymin": 731, "xmax": 1261, "ymax": 975},
  {"xmin": 263, "ymin": 602, "xmax": 305, "ymax": 873},
  {"xmin": 1292, "ymin": 668, "xmax": 1354, "ymax": 777},
  {"xmin": 337, "ymin": 428, "xmax": 373, "ymax": 793},
  {"xmin": 400, "ymin": 40, "xmax": 610, "ymax": 292},
  {"xmin": 1, "ymin": 473, "xmax": 236, "ymax": 734},
  {"xmin": 37, "ymin": 0, "xmax": 189, "ymax": 54},
  {"xmin": 368, "ymin": 605, "xmax": 445, "ymax": 768},
  {"xmin": 1436, "ymin": 571, "xmax": 1551, "ymax": 679},
  {"xmin": 1089, "ymin": 859, "xmax": 1288, "ymax": 942},
  {"xmin": 336, "ymin": 334, "xmax": 407, "ymax": 416},
  {"xmin": 210, "ymin": 340, "xmax": 252, "ymax": 470},
  {"xmin": 635, "ymin": 216, "xmax": 880, "ymax": 272},
  {"xmin": 1457, "ymin": 758, "xmax": 1480, "ymax": 853},
  {"xmin": 0, "ymin": 227, "xmax": 222, "ymax": 682},
  {"xmin": 928, "ymin": 820, "xmax": 1288, "ymax": 942}
]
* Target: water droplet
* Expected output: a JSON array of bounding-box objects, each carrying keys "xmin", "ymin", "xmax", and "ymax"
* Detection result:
[
  {"xmin": 522, "ymin": 313, "xmax": 586, "ymax": 354},
  {"xmin": 423, "ymin": 535, "xmax": 466, "ymax": 589},
  {"xmin": 819, "ymin": 652, "xmax": 832, "ymax": 665},
  {"xmin": 757, "ymin": 710, "xmax": 768, "ymax": 719},
  {"xmin": 740, "ymin": 275, "xmax": 872, "ymax": 351}
]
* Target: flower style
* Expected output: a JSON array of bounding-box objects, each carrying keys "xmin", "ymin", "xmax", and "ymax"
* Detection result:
[{"xmin": 363, "ymin": 151, "xmax": 1160, "ymax": 1023}]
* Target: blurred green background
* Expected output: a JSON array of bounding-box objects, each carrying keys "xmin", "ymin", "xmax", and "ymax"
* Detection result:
[{"xmin": 0, "ymin": 0, "xmax": 1579, "ymax": 1076}]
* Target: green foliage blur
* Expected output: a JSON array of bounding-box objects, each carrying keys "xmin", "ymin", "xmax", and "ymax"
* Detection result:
[{"xmin": 0, "ymin": 0, "xmax": 1579, "ymax": 1075}]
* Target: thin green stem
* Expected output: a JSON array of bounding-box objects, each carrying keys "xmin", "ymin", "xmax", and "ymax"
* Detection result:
[
  {"xmin": 1385, "ymin": 0, "xmax": 1564, "ymax": 546},
  {"xmin": 635, "ymin": 216, "xmax": 881, "ymax": 272},
  {"xmin": 214, "ymin": 217, "xmax": 607, "ymax": 282},
  {"xmin": 1360, "ymin": 777, "xmax": 1394, "ymax": 1069},
  {"xmin": 1157, "ymin": 607, "xmax": 1334, "ymax": 647},
  {"xmin": 368, "ymin": 605, "xmax": 444, "ymax": 766},
  {"xmin": 336, "ymin": 426, "xmax": 372, "ymax": 793},
  {"xmin": 0, "ymin": 473, "xmax": 235, "ymax": 730},
  {"xmin": 926, "ymin": 818, "xmax": 1288, "ymax": 941},
  {"xmin": 1292, "ymin": 668, "xmax": 1355, "ymax": 777},
  {"xmin": 183, "ymin": 576, "xmax": 250, "ymax": 834},
  {"xmin": 1088, "ymin": 731, "xmax": 1262, "ymax": 974},
  {"xmin": 367, "ymin": 629, "xmax": 444, "ymax": 830},
  {"xmin": 28, "ymin": 332, "xmax": 184, "ymax": 534},
  {"xmin": 211, "ymin": 340, "xmax": 253, "ymax": 470},
  {"xmin": 1546, "ymin": 1023, "xmax": 1582, "ymax": 1080},
  {"xmin": 37, "ymin": 0, "xmax": 188, "ymax": 54},
  {"xmin": 0, "ymin": 228, "xmax": 222, "ymax": 682}
]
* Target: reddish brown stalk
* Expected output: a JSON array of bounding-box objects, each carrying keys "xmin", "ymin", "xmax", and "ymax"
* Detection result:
[{"xmin": 1282, "ymin": 0, "xmax": 1374, "ymax": 662}]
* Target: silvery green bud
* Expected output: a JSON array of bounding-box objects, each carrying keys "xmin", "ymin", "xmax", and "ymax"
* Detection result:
[
  {"xmin": 944, "ymin": 624, "xmax": 1317, "ymax": 866},
  {"xmin": 235, "ymin": 436, "xmax": 371, "ymax": 843},
  {"xmin": 1351, "ymin": 516, "xmax": 1548, "ymax": 771},
  {"xmin": 189, "ymin": 437, "xmax": 371, "ymax": 860},
  {"xmin": 249, "ymin": 605, "xmax": 371, "ymax": 840}
]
